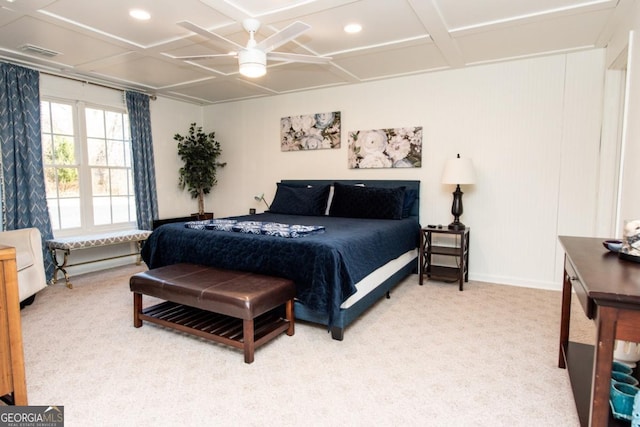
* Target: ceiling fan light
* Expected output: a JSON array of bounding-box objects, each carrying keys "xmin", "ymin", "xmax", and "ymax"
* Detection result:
[
  {"xmin": 240, "ymin": 63, "xmax": 266, "ymax": 78},
  {"xmin": 129, "ymin": 9, "xmax": 151, "ymax": 21},
  {"xmin": 344, "ymin": 23, "xmax": 362, "ymax": 34},
  {"xmin": 239, "ymin": 49, "xmax": 267, "ymax": 78}
]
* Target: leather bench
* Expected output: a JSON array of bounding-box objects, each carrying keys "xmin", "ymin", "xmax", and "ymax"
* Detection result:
[{"xmin": 130, "ymin": 263, "xmax": 295, "ymax": 363}]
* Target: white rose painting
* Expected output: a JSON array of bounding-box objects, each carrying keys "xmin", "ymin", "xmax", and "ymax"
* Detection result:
[
  {"xmin": 348, "ymin": 126, "xmax": 422, "ymax": 169},
  {"xmin": 281, "ymin": 111, "xmax": 341, "ymax": 151}
]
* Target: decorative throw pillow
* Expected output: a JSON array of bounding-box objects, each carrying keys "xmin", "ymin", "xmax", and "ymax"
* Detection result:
[
  {"xmin": 269, "ymin": 183, "xmax": 330, "ymax": 216},
  {"xmin": 402, "ymin": 189, "xmax": 418, "ymax": 218},
  {"xmin": 329, "ymin": 182, "xmax": 406, "ymax": 219}
]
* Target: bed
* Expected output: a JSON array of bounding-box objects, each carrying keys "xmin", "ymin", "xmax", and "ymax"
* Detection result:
[{"xmin": 141, "ymin": 179, "xmax": 420, "ymax": 340}]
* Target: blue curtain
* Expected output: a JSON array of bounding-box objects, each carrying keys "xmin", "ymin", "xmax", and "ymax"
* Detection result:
[
  {"xmin": 0, "ymin": 62, "xmax": 55, "ymax": 280},
  {"xmin": 126, "ymin": 91, "xmax": 158, "ymax": 230}
]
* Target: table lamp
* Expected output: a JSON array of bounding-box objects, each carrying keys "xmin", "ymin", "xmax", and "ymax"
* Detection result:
[{"xmin": 441, "ymin": 154, "xmax": 476, "ymax": 230}]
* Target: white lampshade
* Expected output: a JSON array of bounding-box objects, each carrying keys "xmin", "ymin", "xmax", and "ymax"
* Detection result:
[
  {"xmin": 441, "ymin": 155, "xmax": 476, "ymax": 185},
  {"xmin": 239, "ymin": 49, "xmax": 266, "ymax": 78}
]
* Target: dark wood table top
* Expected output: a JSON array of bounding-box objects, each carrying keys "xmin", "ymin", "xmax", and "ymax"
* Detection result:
[{"xmin": 559, "ymin": 236, "xmax": 640, "ymax": 306}]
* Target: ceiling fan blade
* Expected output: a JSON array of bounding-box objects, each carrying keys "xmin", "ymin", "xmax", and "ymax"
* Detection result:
[
  {"xmin": 172, "ymin": 53, "xmax": 236, "ymax": 61},
  {"xmin": 255, "ymin": 21, "xmax": 310, "ymax": 53},
  {"xmin": 178, "ymin": 21, "xmax": 243, "ymax": 52},
  {"xmin": 267, "ymin": 52, "xmax": 332, "ymax": 64}
]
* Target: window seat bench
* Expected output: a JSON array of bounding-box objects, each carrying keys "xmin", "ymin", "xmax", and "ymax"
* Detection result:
[{"xmin": 46, "ymin": 229, "xmax": 152, "ymax": 288}]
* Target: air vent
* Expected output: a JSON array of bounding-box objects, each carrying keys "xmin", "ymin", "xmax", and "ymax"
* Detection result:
[{"xmin": 20, "ymin": 44, "xmax": 61, "ymax": 58}]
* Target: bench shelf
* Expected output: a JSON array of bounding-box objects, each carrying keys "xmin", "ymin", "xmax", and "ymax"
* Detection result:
[{"xmin": 139, "ymin": 301, "xmax": 291, "ymax": 351}]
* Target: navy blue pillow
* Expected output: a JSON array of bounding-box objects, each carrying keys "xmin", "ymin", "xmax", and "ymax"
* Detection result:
[
  {"xmin": 402, "ymin": 189, "xmax": 418, "ymax": 218},
  {"xmin": 329, "ymin": 183, "xmax": 405, "ymax": 220},
  {"xmin": 269, "ymin": 183, "xmax": 330, "ymax": 216}
]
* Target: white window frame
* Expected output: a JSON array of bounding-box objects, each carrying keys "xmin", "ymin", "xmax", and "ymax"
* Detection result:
[{"xmin": 42, "ymin": 97, "xmax": 136, "ymax": 237}]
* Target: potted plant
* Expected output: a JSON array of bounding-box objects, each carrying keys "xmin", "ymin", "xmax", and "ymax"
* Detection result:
[{"xmin": 174, "ymin": 123, "xmax": 226, "ymax": 218}]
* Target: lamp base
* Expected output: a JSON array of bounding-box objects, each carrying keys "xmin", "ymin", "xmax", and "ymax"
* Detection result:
[
  {"xmin": 448, "ymin": 185, "xmax": 466, "ymax": 231},
  {"xmin": 448, "ymin": 221, "xmax": 466, "ymax": 230}
]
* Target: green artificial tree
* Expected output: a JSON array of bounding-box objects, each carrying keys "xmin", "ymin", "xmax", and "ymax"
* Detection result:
[{"xmin": 174, "ymin": 123, "xmax": 226, "ymax": 216}]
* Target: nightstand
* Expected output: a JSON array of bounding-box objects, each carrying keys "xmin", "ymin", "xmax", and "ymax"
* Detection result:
[{"xmin": 419, "ymin": 227, "xmax": 470, "ymax": 291}]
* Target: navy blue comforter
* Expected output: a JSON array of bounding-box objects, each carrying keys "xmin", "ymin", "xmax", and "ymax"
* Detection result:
[{"xmin": 141, "ymin": 212, "xmax": 419, "ymax": 326}]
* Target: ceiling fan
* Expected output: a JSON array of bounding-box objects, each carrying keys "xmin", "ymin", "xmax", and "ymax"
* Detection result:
[{"xmin": 176, "ymin": 19, "xmax": 332, "ymax": 78}]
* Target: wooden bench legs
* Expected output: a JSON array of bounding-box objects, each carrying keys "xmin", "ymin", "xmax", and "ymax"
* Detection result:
[
  {"xmin": 133, "ymin": 292, "xmax": 143, "ymax": 328},
  {"xmin": 132, "ymin": 293, "xmax": 294, "ymax": 363},
  {"xmin": 241, "ymin": 299, "xmax": 295, "ymax": 363}
]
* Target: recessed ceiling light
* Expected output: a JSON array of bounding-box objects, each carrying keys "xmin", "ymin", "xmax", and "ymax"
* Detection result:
[
  {"xmin": 344, "ymin": 23, "xmax": 362, "ymax": 34},
  {"xmin": 129, "ymin": 9, "xmax": 151, "ymax": 21}
]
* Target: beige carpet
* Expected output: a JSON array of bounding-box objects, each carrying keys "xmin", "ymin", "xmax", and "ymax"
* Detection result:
[{"xmin": 18, "ymin": 265, "xmax": 591, "ymax": 427}]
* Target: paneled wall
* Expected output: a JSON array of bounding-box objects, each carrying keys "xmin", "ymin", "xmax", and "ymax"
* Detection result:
[
  {"xmin": 195, "ymin": 50, "xmax": 609, "ymax": 290},
  {"xmin": 619, "ymin": 30, "xmax": 640, "ymax": 228},
  {"xmin": 39, "ymin": 50, "xmax": 611, "ymax": 290}
]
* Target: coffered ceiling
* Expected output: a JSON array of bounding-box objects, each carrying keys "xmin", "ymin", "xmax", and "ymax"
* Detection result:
[{"xmin": 0, "ymin": 0, "xmax": 628, "ymax": 105}]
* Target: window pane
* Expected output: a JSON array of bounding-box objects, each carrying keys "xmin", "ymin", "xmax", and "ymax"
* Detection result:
[
  {"xmin": 124, "ymin": 140, "xmax": 132, "ymax": 167},
  {"xmin": 59, "ymin": 198, "xmax": 81, "ymax": 228},
  {"xmin": 129, "ymin": 196, "xmax": 136, "ymax": 220},
  {"xmin": 53, "ymin": 135, "xmax": 75, "ymax": 165},
  {"xmin": 111, "ymin": 196, "xmax": 130, "ymax": 223},
  {"xmin": 91, "ymin": 168, "xmax": 110, "ymax": 195},
  {"xmin": 109, "ymin": 169, "xmax": 128, "ymax": 195},
  {"xmin": 87, "ymin": 138, "xmax": 106, "ymax": 166},
  {"xmin": 128, "ymin": 170, "xmax": 134, "ymax": 194},
  {"xmin": 51, "ymin": 103, "xmax": 73, "ymax": 135},
  {"xmin": 47, "ymin": 199, "xmax": 60, "ymax": 231},
  {"xmin": 41, "ymin": 102, "xmax": 51, "ymax": 133},
  {"xmin": 58, "ymin": 168, "xmax": 79, "ymax": 197},
  {"xmin": 93, "ymin": 197, "xmax": 111, "ymax": 225},
  {"xmin": 105, "ymin": 111, "xmax": 123, "ymax": 139},
  {"xmin": 107, "ymin": 140, "xmax": 125, "ymax": 167},
  {"xmin": 44, "ymin": 166, "xmax": 58, "ymax": 198},
  {"xmin": 42, "ymin": 134, "xmax": 54, "ymax": 164},
  {"xmin": 85, "ymin": 108, "xmax": 105, "ymax": 138},
  {"xmin": 123, "ymin": 115, "xmax": 130, "ymax": 140}
]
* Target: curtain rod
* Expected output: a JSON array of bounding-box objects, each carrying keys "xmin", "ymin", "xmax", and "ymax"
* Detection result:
[
  {"xmin": 40, "ymin": 69, "xmax": 157, "ymax": 100},
  {"xmin": 2, "ymin": 57, "xmax": 157, "ymax": 100}
]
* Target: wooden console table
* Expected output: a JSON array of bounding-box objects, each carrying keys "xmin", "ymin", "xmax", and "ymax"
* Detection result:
[
  {"xmin": 559, "ymin": 236, "xmax": 640, "ymax": 426},
  {"xmin": 0, "ymin": 245, "xmax": 27, "ymax": 405}
]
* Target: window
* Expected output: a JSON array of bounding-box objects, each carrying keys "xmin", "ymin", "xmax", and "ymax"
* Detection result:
[{"xmin": 41, "ymin": 100, "xmax": 136, "ymax": 233}]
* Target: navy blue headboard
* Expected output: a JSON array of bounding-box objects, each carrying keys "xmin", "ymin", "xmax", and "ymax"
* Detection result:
[{"xmin": 280, "ymin": 179, "xmax": 420, "ymax": 219}]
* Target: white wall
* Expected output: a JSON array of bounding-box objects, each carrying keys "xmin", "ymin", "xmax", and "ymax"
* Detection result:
[
  {"xmin": 605, "ymin": 1, "xmax": 640, "ymax": 231},
  {"xmin": 40, "ymin": 51, "xmax": 610, "ymax": 290},
  {"xmin": 189, "ymin": 50, "xmax": 608, "ymax": 291},
  {"xmin": 619, "ymin": 29, "xmax": 640, "ymax": 226},
  {"xmin": 149, "ymin": 97, "xmax": 203, "ymax": 219}
]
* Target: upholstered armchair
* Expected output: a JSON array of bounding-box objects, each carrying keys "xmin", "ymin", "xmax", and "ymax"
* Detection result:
[{"xmin": 0, "ymin": 228, "xmax": 47, "ymax": 305}]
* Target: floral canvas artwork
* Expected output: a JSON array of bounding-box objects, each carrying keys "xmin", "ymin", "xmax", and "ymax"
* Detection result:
[
  {"xmin": 348, "ymin": 126, "xmax": 422, "ymax": 169},
  {"xmin": 281, "ymin": 111, "xmax": 341, "ymax": 151}
]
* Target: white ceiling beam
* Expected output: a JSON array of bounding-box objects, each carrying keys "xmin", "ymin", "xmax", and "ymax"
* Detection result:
[
  {"xmin": 407, "ymin": 0, "xmax": 465, "ymax": 68},
  {"xmin": 199, "ymin": 0, "xmax": 359, "ymax": 24},
  {"xmin": 596, "ymin": 0, "xmax": 636, "ymax": 48},
  {"xmin": 449, "ymin": 0, "xmax": 617, "ymax": 36}
]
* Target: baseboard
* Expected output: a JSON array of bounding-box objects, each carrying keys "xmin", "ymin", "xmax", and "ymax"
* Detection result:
[{"xmin": 469, "ymin": 273, "xmax": 561, "ymax": 291}]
